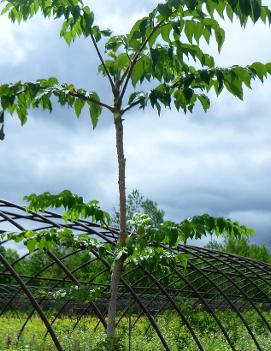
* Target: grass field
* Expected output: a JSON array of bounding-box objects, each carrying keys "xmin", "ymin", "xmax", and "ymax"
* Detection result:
[{"xmin": 1, "ymin": 309, "xmax": 271, "ymax": 351}]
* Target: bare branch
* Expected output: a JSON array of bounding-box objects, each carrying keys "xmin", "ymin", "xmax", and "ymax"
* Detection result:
[
  {"xmin": 90, "ymin": 32, "xmax": 115, "ymax": 92},
  {"xmin": 69, "ymin": 91, "xmax": 114, "ymax": 111},
  {"xmin": 121, "ymin": 99, "xmax": 142, "ymax": 114},
  {"xmin": 126, "ymin": 50, "xmax": 132, "ymax": 63}
]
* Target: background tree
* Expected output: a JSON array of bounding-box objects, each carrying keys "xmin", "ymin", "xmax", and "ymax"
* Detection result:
[
  {"xmin": 111, "ymin": 189, "xmax": 164, "ymax": 227},
  {"xmin": 0, "ymin": 246, "xmax": 20, "ymax": 283},
  {"xmin": 1, "ymin": 0, "xmax": 271, "ymax": 348},
  {"xmin": 206, "ymin": 236, "xmax": 271, "ymax": 263}
]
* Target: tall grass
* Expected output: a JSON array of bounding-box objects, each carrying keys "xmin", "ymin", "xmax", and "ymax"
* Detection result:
[{"xmin": 1, "ymin": 309, "xmax": 271, "ymax": 351}]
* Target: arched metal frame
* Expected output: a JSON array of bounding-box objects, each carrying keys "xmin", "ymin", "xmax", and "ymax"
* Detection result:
[{"xmin": 1, "ymin": 199, "xmax": 271, "ymax": 351}]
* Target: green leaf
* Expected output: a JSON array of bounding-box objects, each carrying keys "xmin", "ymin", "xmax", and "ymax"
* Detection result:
[
  {"xmin": 215, "ymin": 27, "xmax": 225, "ymax": 52},
  {"xmin": 88, "ymin": 92, "xmax": 102, "ymax": 129},
  {"xmin": 160, "ymin": 24, "xmax": 171, "ymax": 43},
  {"xmin": 17, "ymin": 107, "xmax": 27, "ymax": 125},
  {"xmin": 74, "ymin": 98, "xmax": 85, "ymax": 117},
  {"xmin": 91, "ymin": 25, "xmax": 102, "ymax": 42},
  {"xmin": 206, "ymin": 0, "xmax": 215, "ymax": 17},
  {"xmin": 63, "ymin": 31, "xmax": 73, "ymax": 45},
  {"xmin": 128, "ymin": 92, "xmax": 139, "ymax": 105},
  {"xmin": 157, "ymin": 3, "xmax": 171, "ymax": 18},
  {"xmin": 83, "ymin": 8, "xmax": 94, "ymax": 28},
  {"xmin": 193, "ymin": 22, "xmax": 204, "ymax": 43},
  {"xmin": 131, "ymin": 60, "xmax": 144, "ymax": 86},
  {"xmin": 198, "ymin": 94, "xmax": 210, "ymax": 112},
  {"xmin": 129, "ymin": 17, "xmax": 150, "ymax": 40},
  {"xmin": 148, "ymin": 28, "xmax": 161, "ymax": 47},
  {"xmin": 265, "ymin": 62, "xmax": 271, "ymax": 74},
  {"xmin": 239, "ymin": 0, "xmax": 252, "ymax": 17},
  {"xmin": 26, "ymin": 238, "xmax": 36, "ymax": 253},
  {"xmin": 184, "ymin": 20, "xmax": 194, "ymax": 43},
  {"xmin": 251, "ymin": 0, "xmax": 261, "ymax": 22},
  {"xmin": 202, "ymin": 27, "xmax": 211, "ymax": 44},
  {"xmin": 1, "ymin": 96, "xmax": 13, "ymax": 109},
  {"xmin": 115, "ymin": 53, "xmax": 130, "ymax": 71},
  {"xmin": 225, "ymin": 77, "xmax": 243, "ymax": 100},
  {"xmin": 251, "ymin": 61, "xmax": 267, "ymax": 82},
  {"xmin": 184, "ymin": 0, "xmax": 198, "ymax": 11},
  {"xmin": 233, "ymin": 66, "xmax": 251, "ymax": 88},
  {"xmin": 226, "ymin": 4, "xmax": 234, "ymax": 21},
  {"xmin": 105, "ymin": 35, "xmax": 124, "ymax": 52}
]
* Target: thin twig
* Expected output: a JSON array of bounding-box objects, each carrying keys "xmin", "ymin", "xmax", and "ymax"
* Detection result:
[
  {"xmin": 119, "ymin": 20, "xmax": 165, "ymax": 103},
  {"xmin": 90, "ymin": 32, "xmax": 115, "ymax": 92},
  {"xmin": 121, "ymin": 99, "xmax": 142, "ymax": 114},
  {"xmin": 12, "ymin": 84, "xmax": 114, "ymax": 112},
  {"xmin": 69, "ymin": 91, "xmax": 113, "ymax": 111}
]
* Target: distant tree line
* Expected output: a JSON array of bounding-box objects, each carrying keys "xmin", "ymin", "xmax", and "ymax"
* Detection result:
[{"xmin": 206, "ymin": 236, "xmax": 271, "ymax": 264}]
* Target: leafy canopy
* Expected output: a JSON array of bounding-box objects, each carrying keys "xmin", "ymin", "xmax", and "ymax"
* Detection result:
[{"xmin": 0, "ymin": 0, "xmax": 271, "ymax": 127}]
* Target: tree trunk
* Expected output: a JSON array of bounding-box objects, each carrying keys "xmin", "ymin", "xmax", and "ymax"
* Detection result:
[{"xmin": 106, "ymin": 111, "xmax": 127, "ymax": 350}]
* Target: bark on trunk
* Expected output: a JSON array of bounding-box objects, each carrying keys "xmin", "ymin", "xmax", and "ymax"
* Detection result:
[{"xmin": 106, "ymin": 112, "xmax": 127, "ymax": 350}]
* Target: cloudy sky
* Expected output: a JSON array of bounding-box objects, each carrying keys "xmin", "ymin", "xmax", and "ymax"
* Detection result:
[{"xmin": 1, "ymin": 1, "xmax": 271, "ymax": 246}]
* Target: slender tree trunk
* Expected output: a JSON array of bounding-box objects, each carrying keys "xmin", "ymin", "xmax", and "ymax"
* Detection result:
[{"xmin": 106, "ymin": 111, "xmax": 127, "ymax": 350}]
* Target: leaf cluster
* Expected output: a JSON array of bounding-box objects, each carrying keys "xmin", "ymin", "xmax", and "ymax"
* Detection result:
[
  {"xmin": 0, "ymin": 0, "xmax": 111, "ymax": 44},
  {"xmin": 115, "ymin": 212, "xmax": 253, "ymax": 273},
  {"xmin": 98, "ymin": 0, "xmax": 271, "ymax": 115},
  {"xmin": 24, "ymin": 190, "xmax": 110, "ymax": 224},
  {"xmin": 4, "ymin": 227, "xmax": 112, "ymax": 260},
  {"xmin": 41, "ymin": 284, "xmax": 105, "ymax": 303},
  {"xmin": 0, "ymin": 78, "xmax": 103, "ymax": 128},
  {"xmin": 127, "ymin": 212, "xmax": 252, "ymax": 246},
  {"xmin": 1, "ymin": 0, "xmax": 271, "ymax": 127},
  {"xmin": 146, "ymin": 62, "xmax": 271, "ymax": 114}
]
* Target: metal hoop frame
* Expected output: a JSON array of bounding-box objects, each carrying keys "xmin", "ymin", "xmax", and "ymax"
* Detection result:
[{"xmin": 1, "ymin": 199, "xmax": 271, "ymax": 351}]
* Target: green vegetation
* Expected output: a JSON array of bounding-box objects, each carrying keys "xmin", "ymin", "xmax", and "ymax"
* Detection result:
[
  {"xmin": 1, "ymin": 309, "xmax": 271, "ymax": 351},
  {"xmin": 206, "ymin": 237, "xmax": 271, "ymax": 264},
  {"xmin": 111, "ymin": 190, "xmax": 165, "ymax": 228}
]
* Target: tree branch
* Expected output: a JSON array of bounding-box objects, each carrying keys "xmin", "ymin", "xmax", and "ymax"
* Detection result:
[
  {"xmin": 121, "ymin": 99, "xmax": 142, "ymax": 114},
  {"xmin": 90, "ymin": 32, "xmax": 115, "ymax": 92},
  {"xmin": 69, "ymin": 91, "xmax": 114, "ymax": 111},
  {"xmin": 119, "ymin": 20, "xmax": 165, "ymax": 103}
]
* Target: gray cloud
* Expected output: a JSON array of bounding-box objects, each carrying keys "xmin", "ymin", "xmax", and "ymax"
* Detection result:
[{"xmin": 0, "ymin": 1, "xmax": 271, "ymax": 247}]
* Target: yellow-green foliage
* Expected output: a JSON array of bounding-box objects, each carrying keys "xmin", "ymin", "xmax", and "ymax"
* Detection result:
[{"xmin": 1, "ymin": 310, "xmax": 271, "ymax": 351}]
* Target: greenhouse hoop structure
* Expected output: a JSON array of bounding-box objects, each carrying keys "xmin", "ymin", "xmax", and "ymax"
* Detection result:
[{"xmin": 1, "ymin": 199, "xmax": 271, "ymax": 351}]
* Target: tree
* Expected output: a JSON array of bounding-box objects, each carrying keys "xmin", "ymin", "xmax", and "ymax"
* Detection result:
[
  {"xmin": 206, "ymin": 236, "xmax": 271, "ymax": 263},
  {"xmin": 111, "ymin": 189, "xmax": 165, "ymax": 227},
  {"xmin": 1, "ymin": 0, "xmax": 271, "ymax": 349},
  {"xmin": 0, "ymin": 246, "xmax": 20, "ymax": 283}
]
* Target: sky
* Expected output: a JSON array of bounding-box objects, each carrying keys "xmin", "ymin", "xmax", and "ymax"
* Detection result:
[{"xmin": 0, "ymin": 1, "xmax": 271, "ymax": 247}]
